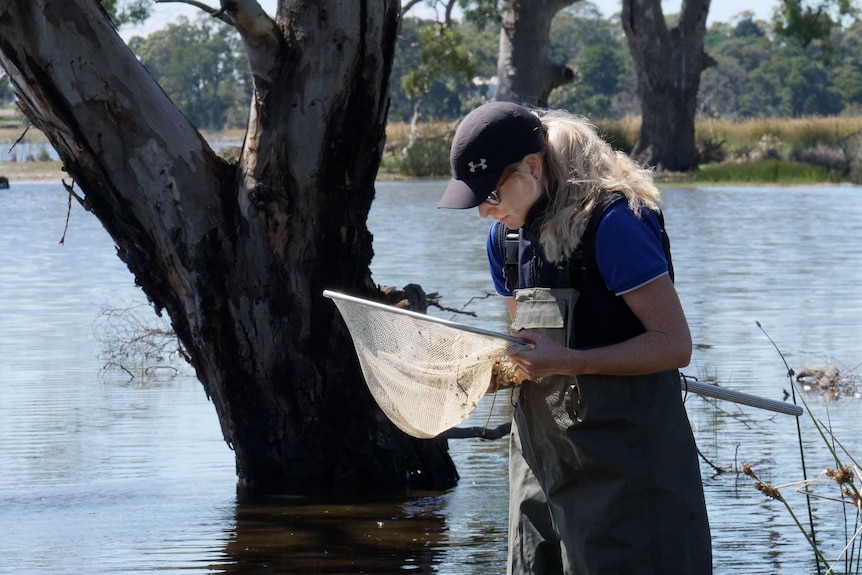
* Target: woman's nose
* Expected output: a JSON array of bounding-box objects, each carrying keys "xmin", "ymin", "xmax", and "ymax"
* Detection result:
[{"xmin": 477, "ymin": 203, "xmax": 493, "ymax": 218}]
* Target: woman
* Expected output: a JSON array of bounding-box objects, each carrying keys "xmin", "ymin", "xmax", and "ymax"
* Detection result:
[{"xmin": 438, "ymin": 102, "xmax": 712, "ymax": 574}]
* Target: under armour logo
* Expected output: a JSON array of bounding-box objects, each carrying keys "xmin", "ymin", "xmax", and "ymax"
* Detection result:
[{"xmin": 468, "ymin": 159, "xmax": 488, "ymax": 172}]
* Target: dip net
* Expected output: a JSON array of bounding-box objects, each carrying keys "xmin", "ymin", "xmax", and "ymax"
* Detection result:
[{"xmin": 324, "ymin": 290, "xmax": 529, "ymax": 438}]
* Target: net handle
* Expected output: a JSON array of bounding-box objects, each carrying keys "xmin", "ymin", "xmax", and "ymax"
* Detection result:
[
  {"xmin": 681, "ymin": 377, "xmax": 803, "ymax": 416},
  {"xmin": 322, "ymin": 289, "xmax": 525, "ymax": 344}
]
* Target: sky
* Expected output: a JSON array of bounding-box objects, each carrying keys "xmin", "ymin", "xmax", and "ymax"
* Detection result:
[{"xmin": 121, "ymin": 0, "xmax": 779, "ymax": 40}]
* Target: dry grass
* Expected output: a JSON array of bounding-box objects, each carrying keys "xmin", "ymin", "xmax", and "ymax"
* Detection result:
[
  {"xmin": 0, "ymin": 160, "xmax": 66, "ymax": 182},
  {"xmin": 388, "ymin": 115, "xmax": 862, "ymax": 154},
  {"xmin": 4, "ymin": 116, "xmax": 860, "ymax": 184}
]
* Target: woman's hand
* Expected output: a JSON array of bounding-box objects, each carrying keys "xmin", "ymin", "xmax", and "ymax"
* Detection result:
[
  {"xmin": 507, "ymin": 330, "xmax": 577, "ymax": 380},
  {"xmin": 507, "ymin": 276, "xmax": 692, "ymax": 379}
]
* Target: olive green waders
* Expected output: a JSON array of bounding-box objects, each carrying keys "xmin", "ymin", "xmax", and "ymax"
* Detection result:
[{"xmin": 507, "ymin": 288, "xmax": 712, "ymax": 574}]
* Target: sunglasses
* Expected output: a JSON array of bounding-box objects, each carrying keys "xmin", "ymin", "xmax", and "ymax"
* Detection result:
[
  {"xmin": 484, "ymin": 167, "xmax": 516, "ymax": 205},
  {"xmin": 484, "ymin": 190, "xmax": 501, "ymax": 205}
]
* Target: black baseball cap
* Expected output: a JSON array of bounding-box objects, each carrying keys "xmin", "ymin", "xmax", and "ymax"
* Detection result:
[{"xmin": 438, "ymin": 101, "xmax": 545, "ymax": 209}]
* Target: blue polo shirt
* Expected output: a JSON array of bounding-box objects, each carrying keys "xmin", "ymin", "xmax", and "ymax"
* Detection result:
[{"xmin": 487, "ymin": 202, "xmax": 669, "ymax": 296}]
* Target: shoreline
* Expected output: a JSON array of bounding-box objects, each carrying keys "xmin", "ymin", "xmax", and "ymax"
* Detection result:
[
  {"xmin": 0, "ymin": 161, "xmax": 67, "ymax": 182},
  {"xmin": 2, "ymin": 160, "xmax": 856, "ymax": 188}
]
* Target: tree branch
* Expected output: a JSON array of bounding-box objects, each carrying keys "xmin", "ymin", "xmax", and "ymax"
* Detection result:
[
  {"xmin": 400, "ymin": 0, "xmax": 424, "ymax": 18},
  {"xmin": 155, "ymin": 0, "xmax": 220, "ymax": 16},
  {"xmin": 157, "ymin": 0, "xmax": 281, "ymax": 87},
  {"xmin": 444, "ymin": 0, "xmax": 457, "ymax": 26},
  {"xmin": 546, "ymin": 61, "xmax": 575, "ymax": 92}
]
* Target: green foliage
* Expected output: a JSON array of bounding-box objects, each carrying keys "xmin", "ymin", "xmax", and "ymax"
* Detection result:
[
  {"xmin": 774, "ymin": 1, "xmax": 836, "ymax": 47},
  {"xmin": 546, "ymin": 4, "xmax": 636, "ymax": 118},
  {"xmin": 0, "ymin": 75, "xmax": 15, "ymax": 104},
  {"xmin": 394, "ymin": 2, "xmax": 862, "ymax": 123},
  {"xmin": 128, "ymin": 16, "xmax": 252, "ymax": 130},
  {"xmin": 99, "ymin": 0, "xmax": 151, "ymax": 27},
  {"xmin": 390, "ymin": 17, "xmax": 497, "ymax": 122},
  {"xmin": 830, "ymin": 20, "xmax": 862, "ymax": 107},
  {"xmin": 396, "ymin": 135, "xmax": 452, "ymax": 177},
  {"xmin": 394, "ymin": 0, "xmax": 503, "ymax": 121},
  {"xmin": 733, "ymin": 13, "xmax": 766, "ymax": 38},
  {"xmin": 699, "ymin": 12, "xmax": 862, "ymax": 119},
  {"xmin": 402, "ymin": 25, "xmax": 478, "ymax": 99},
  {"xmin": 772, "ymin": 0, "xmax": 857, "ymax": 48},
  {"xmin": 458, "ymin": 0, "xmax": 503, "ymax": 30},
  {"xmin": 693, "ymin": 160, "xmax": 836, "ymax": 183}
]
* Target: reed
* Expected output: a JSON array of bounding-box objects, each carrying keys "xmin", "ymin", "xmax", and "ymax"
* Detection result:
[
  {"xmin": 742, "ymin": 402, "xmax": 862, "ymax": 574},
  {"xmin": 746, "ymin": 324, "xmax": 862, "ymax": 575}
]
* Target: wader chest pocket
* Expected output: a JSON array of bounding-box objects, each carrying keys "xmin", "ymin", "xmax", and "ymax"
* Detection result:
[{"xmin": 512, "ymin": 287, "xmax": 578, "ymax": 347}]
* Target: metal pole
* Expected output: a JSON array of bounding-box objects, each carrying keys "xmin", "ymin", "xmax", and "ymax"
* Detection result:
[{"xmin": 681, "ymin": 377, "xmax": 802, "ymax": 416}]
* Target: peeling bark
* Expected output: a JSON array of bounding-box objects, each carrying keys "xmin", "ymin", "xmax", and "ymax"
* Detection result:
[{"xmin": 0, "ymin": 0, "xmax": 458, "ymax": 493}]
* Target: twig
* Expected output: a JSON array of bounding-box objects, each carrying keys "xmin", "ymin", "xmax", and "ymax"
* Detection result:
[
  {"xmin": 430, "ymin": 301, "xmax": 477, "ymax": 316},
  {"xmin": 696, "ymin": 445, "xmax": 727, "ymax": 477},
  {"xmin": 9, "ymin": 122, "xmax": 33, "ymax": 153}
]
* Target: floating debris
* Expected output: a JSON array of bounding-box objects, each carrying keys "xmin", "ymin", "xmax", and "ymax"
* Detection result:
[{"xmin": 796, "ymin": 363, "xmax": 860, "ymax": 399}]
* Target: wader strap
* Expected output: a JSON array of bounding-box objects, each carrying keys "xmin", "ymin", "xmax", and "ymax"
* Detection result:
[{"xmin": 494, "ymin": 223, "xmax": 520, "ymax": 293}]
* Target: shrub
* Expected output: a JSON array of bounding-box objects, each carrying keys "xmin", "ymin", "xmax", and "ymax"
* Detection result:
[{"xmin": 396, "ymin": 134, "xmax": 452, "ymax": 178}]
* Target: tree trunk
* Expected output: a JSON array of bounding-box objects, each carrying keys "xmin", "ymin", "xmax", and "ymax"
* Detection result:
[
  {"xmin": 0, "ymin": 0, "xmax": 458, "ymax": 493},
  {"xmin": 495, "ymin": 0, "xmax": 577, "ymax": 106},
  {"xmin": 622, "ymin": 0, "xmax": 715, "ymax": 172}
]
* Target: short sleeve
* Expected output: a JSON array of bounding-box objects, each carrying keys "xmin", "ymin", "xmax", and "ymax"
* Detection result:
[
  {"xmin": 486, "ymin": 223, "xmax": 512, "ymax": 296},
  {"xmin": 595, "ymin": 204, "xmax": 669, "ymax": 295}
]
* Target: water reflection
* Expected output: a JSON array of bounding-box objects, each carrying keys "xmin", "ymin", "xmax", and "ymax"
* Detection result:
[
  {"xmin": 1, "ymin": 181, "xmax": 861, "ymax": 574},
  {"xmin": 220, "ymin": 493, "xmax": 450, "ymax": 574},
  {"xmin": 216, "ymin": 396, "xmax": 512, "ymax": 574}
]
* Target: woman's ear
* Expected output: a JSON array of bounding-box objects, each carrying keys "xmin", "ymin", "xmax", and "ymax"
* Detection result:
[{"xmin": 523, "ymin": 153, "xmax": 543, "ymax": 181}]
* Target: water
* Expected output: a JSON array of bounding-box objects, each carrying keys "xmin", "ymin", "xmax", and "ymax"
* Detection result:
[{"xmin": 1, "ymin": 180, "xmax": 861, "ymax": 574}]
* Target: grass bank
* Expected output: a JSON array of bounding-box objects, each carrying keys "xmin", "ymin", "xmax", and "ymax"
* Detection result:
[
  {"xmin": 0, "ymin": 160, "xmax": 66, "ymax": 181},
  {"xmin": 3, "ymin": 116, "xmax": 861, "ymax": 186},
  {"xmin": 383, "ymin": 115, "xmax": 862, "ymax": 186}
]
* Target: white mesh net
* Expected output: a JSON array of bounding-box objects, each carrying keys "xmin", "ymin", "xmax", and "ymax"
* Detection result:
[{"xmin": 325, "ymin": 290, "xmax": 529, "ymax": 438}]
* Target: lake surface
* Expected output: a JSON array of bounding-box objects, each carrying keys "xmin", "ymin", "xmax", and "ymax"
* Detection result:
[{"xmin": 1, "ymin": 180, "xmax": 861, "ymax": 574}]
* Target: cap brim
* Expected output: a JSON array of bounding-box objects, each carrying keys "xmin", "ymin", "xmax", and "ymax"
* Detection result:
[{"xmin": 437, "ymin": 171, "xmax": 501, "ymax": 209}]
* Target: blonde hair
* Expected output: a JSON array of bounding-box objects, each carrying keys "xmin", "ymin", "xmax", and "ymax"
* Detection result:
[{"xmin": 512, "ymin": 110, "xmax": 661, "ymax": 262}]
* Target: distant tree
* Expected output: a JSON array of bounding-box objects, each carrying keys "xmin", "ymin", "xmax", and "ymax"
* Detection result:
[
  {"xmin": 397, "ymin": 1, "xmax": 502, "ymax": 121},
  {"xmin": 698, "ymin": 34, "xmax": 773, "ymax": 117},
  {"xmin": 547, "ymin": 5, "xmax": 635, "ymax": 118},
  {"xmin": 831, "ymin": 19, "xmax": 862, "ymax": 109},
  {"xmin": 749, "ymin": 50, "xmax": 843, "ymax": 116},
  {"xmin": 98, "ymin": 0, "xmax": 150, "ymax": 27},
  {"xmin": 622, "ymin": 0, "xmax": 715, "ymax": 171},
  {"xmin": 699, "ymin": 15, "xmax": 862, "ymax": 118},
  {"xmin": 495, "ymin": 0, "xmax": 578, "ymax": 105},
  {"xmin": 399, "ymin": 1, "xmax": 577, "ymax": 111},
  {"xmin": 773, "ymin": 0, "xmax": 858, "ymax": 48},
  {"xmin": 0, "ymin": 74, "xmax": 14, "ymax": 104},
  {"xmin": 733, "ymin": 12, "xmax": 767, "ymax": 37},
  {"xmin": 128, "ymin": 16, "xmax": 251, "ymax": 130},
  {"xmin": 399, "ymin": 22, "xmax": 478, "ymax": 108}
]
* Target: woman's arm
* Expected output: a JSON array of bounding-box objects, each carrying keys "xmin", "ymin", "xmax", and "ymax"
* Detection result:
[
  {"xmin": 507, "ymin": 274, "xmax": 691, "ymax": 379},
  {"xmin": 505, "ymin": 296, "xmax": 516, "ymax": 320}
]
